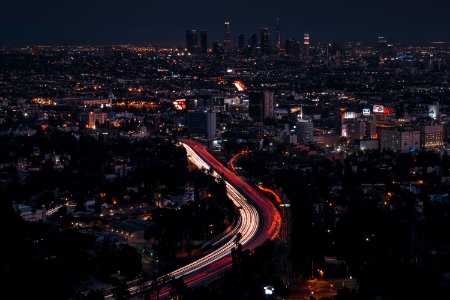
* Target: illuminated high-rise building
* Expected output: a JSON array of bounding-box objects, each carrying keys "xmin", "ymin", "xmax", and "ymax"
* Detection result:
[
  {"xmin": 200, "ymin": 30, "xmax": 208, "ymax": 54},
  {"xmin": 275, "ymin": 18, "xmax": 281, "ymax": 50},
  {"xmin": 303, "ymin": 33, "xmax": 310, "ymax": 55},
  {"xmin": 420, "ymin": 124, "xmax": 444, "ymax": 150},
  {"xmin": 223, "ymin": 21, "xmax": 232, "ymax": 52},
  {"xmin": 304, "ymin": 33, "xmax": 310, "ymax": 45},
  {"xmin": 249, "ymin": 33, "xmax": 258, "ymax": 55},
  {"xmin": 187, "ymin": 110, "xmax": 217, "ymax": 140},
  {"xmin": 295, "ymin": 120, "xmax": 314, "ymax": 144},
  {"xmin": 186, "ymin": 30, "xmax": 198, "ymax": 52},
  {"xmin": 380, "ymin": 129, "xmax": 420, "ymax": 152},
  {"xmin": 249, "ymin": 91, "xmax": 274, "ymax": 122},
  {"xmin": 260, "ymin": 28, "xmax": 271, "ymax": 54},
  {"xmin": 238, "ymin": 33, "xmax": 245, "ymax": 51},
  {"xmin": 286, "ymin": 39, "xmax": 301, "ymax": 57},
  {"xmin": 83, "ymin": 112, "xmax": 109, "ymax": 129}
]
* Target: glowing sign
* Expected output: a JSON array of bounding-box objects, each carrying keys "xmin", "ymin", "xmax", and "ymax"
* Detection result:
[
  {"xmin": 342, "ymin": 112, "xmax": 356, "ymax": 119},
  {"xmin": 264, "ymin": 286, "xmax": 275, "ymax": 295},
  {"xmin": 363, "ymin": 108, "xmax": 371, "ymax": 116},
  {"xmin": 341, "ymin": 123, "xmax": 348, "ymax": 137},
  {"xmin": 290, "ymin": 107, "xmax": 301, "ymax": 113},
  {"xmin": 373, "ymin": 105, "xmax": 384, "ymax": 113},
  {"xmin": 233, "ymin": 80, "xmax": 247, "ymax": 92},
  {"xmin": 173, "ymin": 99, "xmax": 186, "ymax": 110},
  {"xmin": 429, "ymin": 105, "xmax": 438, "ymax": 119}
]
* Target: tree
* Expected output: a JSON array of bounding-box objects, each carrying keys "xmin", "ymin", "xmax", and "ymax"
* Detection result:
[
  {"xmin": 169, "ymin": 277, "xmax": 188, "ymax": 299},
  {"xmin": 118, "ymin": 244, "xmax": 142, "ymax": 279},
  {"xmin": 235, "ymin": 232, "xmax": 242, "ymax": 247},
  {"xmin": 84, "ymin": 289, "xmax": 105, "ymax": 300},
  {"xmin": 111, "ymin": 278, "xmax": 131, "ymax": 300},
  {"xmin": 144, "ymin": 226, "xmax": 152, "ymax": 242}
]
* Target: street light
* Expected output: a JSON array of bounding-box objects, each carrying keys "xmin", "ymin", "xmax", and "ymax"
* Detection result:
[{"xmin": 318, "ymin": 269, "xmax": 324, "ymax": 280}]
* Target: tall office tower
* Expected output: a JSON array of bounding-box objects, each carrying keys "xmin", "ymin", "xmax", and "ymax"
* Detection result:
[
  {"xmin": 341, "ymin": 118, "xmax": 366, "ymax": 141},
  {"xmin": 206, "ymin": 110, "xmax": 217, "ymax": 140},
  {"xmin": 248, "ymin": 93, "xmax": 261, "ymax": 121},
  {"xmin": 380, "ymin": 129, "xmax": 421, "ymax": 153},
  {"xmin": 186, "ymin": 110, "xmax": 217, "ymax": 140},
  {"xmin": 350, "ymin": 117, "xmax": 377, "ymax": 141},
  {"xmin": 295, "ymin": 120, "xmax": 314, "ymax": 144},
  {"xmin": 420, "ymin": 124, "xmax": 444, "ymax": 150},
  {"xmin": 238, "ymin": 33, "xmax": 245, "ymax": 51},
  {"xmin": 275, "ymin": 17, "xmax": 281, "ymax": 50},
  {"xmin": 362, "ymin": 116, "xmax": 377, "ymax": 139},
  {"xmin": 223, "ymin": 21, "xmax": 232, "ymax": 52},
  {"xmin": 260, "ymin": 28, "xmax": 271, "ymax": 54},
  {"xmin": 285, "ymin": 39, "xmax": 301, "ymax": 57},
  {"xmin": 285, "ymin": 39, "xmax": 295, "ymax": 55},
  {"xmin": 248, "ymin": 91, "xmax": 274, "ymax": 122},
  {"xmin": 250, "ymin": 33, "xmax": 258, "ymax": 53},
  {"xmin": 303, "ymin": 33, "xmax": 310, "ymax": 55},
  {"xmin": 200, "ymin": 30, "xmax": 208, "ymax": 54},
  {"xmin": 186, "ymin": 30, "xmax": 198, "ymax": 52}
]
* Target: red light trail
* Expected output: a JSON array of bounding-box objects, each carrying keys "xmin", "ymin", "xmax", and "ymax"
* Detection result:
[{"xmin": 106, "ymin": 140, "xmax": 281, "ymax": 299}]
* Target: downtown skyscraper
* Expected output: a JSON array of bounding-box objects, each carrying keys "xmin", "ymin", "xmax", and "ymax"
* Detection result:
[
  {"xmin": 186, "ymin": 30, "xmax": 198, "ymax": 52},
  {"xmin": 223, "ymin": 21, "xmax": 232, "ymax": 52},
  {"xmin": 200, "ymin": 30, "xmax": 208, "ymax": 54},
  {"xmin": 260, "ymin": 28, "xmax": 271, "ymax": 54},
  {"xmin": 275, "ymin": 17, "xmax": 281, "ymax": 50}
]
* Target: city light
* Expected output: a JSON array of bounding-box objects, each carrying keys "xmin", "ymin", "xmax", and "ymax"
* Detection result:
[{"xmin": 233, "ymin": 80, "xmax": 247, "ymax": 91}]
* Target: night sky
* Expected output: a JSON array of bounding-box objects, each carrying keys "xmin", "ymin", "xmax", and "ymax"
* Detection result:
[{"xmin": 1, "ymin": 0, "xmax": 449, "ymax": 46}]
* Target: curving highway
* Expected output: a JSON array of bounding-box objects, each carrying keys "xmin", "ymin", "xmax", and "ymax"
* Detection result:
[
  {"xmin": 109, "ymin": 140, "xmax": 282, "ymax": 299},
  {"xmin": 181, "ymin": 139, "xmax": 281, "ymax": 246}
]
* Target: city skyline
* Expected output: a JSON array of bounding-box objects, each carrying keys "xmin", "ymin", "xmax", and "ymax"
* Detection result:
[
  {"xmin": 1, "ymin": 0, "xmax": 449, "ymax": 46},
  {"xmin": 1, "ymin": 27, "xmax": 449, "ymax": 299},
  {"xmin": 1, "ymin": 1, "xmax": 449, "ymax": 299}
]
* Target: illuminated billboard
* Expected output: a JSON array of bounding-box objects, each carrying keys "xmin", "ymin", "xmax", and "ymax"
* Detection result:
[
  {"xmin": 362, "ymin": 108, "xmax": 371, "ymax": 116},
  {"xmin": 342, "ymin": 112, "xmax": 356, "ymax": 119},
  {"xmin": 429, "ymin": 105, "xmax": 438, "ymax": 119},
  {"xmin": 373, "ymin": 105, "xmax": 384, "ymax": 113},
  {"xmin": 173, "ymin": 99, "xmax": 186, "ymax": 110},
  {"xmin": 341, "ymin": 123, "xmax": 348, "ymax": 137},
  {"xmin": 233, "ymin": 80, "xmax": 247, "ymax": 92}
]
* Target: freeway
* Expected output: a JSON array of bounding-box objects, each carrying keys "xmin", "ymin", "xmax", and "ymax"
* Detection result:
[
  {"xmin": 109, "ymin": 140, "xmax": 281, "ymax": 299},
  {"xmin": 258, "ymin": 185, "xmax": 288, "ymax": 242},
  {"xmin": 174, "ymin": 140, "xmax": 281, "ymax": 278},
  {"xmin": 182, "ymin": 140, "xmax": 282, "ymax": 245}
]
